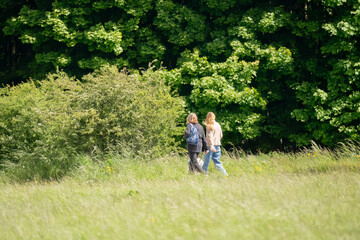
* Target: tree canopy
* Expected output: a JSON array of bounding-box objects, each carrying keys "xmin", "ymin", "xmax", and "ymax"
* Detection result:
[{"xmin": 1, "ymin": 0, "xmax": 360, "ymax": 151}]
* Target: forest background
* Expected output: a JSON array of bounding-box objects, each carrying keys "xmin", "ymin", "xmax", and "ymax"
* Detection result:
[
  {"xmin": 1, "ymin": 0, "xmax": 360, "ymax": 179},
  {"xmin": 1, "ymin": 2, "xmax": 360, "ymax": 238}
]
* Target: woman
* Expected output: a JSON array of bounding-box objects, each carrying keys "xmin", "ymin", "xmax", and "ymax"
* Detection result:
[
  {"xmin": 184, "ymin": 113, "xmax": 208, "ymax": 173},
  {"xmin": 202, "ymin": 112, "xmax": 228, "ymax": 175}
]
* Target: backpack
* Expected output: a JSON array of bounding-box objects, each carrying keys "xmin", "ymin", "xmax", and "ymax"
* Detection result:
[{"xmin": 186, "ymin": 123, "xmax": 199, "ymax": 145}]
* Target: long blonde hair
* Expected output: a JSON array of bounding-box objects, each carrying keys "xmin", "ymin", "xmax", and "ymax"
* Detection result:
[
  {"xmin": 186, "ymin": 113, "xmax": 198, "ymax": 124},
  {"xmin": 205, "ymin": 112, "xmax": 215, "ymax": 130}
]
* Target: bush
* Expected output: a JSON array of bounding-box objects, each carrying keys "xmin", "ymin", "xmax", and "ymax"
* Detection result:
[{"xmin": 0, "ymin": 65, "xmax": 183, "ymax": 180}]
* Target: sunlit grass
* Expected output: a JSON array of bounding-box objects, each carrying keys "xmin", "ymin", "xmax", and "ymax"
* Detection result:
[{"xmin": 1, "ymin": 143, "xmax": 360, "ymax": 239}]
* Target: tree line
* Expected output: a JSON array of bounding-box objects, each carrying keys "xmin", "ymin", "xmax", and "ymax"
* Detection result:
[{"xmin": 1, "ymin": 0, "xmax": 360, "ymax": 151}]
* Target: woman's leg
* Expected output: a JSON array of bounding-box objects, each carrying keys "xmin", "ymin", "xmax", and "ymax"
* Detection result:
[
  {"xmin": 188, "ymin": 151, "xmax": 203, "ymax": 173},
  {"xmin": 211, "ymin": 146, "xmax": 228, "ymax": 175},
  {"xmin": 202, "ymin": 150, "xmax": 213, "ymax": 173}
]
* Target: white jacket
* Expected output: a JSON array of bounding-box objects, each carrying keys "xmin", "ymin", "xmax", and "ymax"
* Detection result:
[{"xmin": 206, "ymin": 121, "xmax": 223, "ymax": 148}]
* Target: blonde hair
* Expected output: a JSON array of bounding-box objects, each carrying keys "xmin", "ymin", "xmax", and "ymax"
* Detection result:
[
  {"xmin": 186, "ymin": 113, "xmax": 198, "ymax": 124},
  {"xmin": 205, "ymin": 112, "xmax": 215, "ymax": 130}
]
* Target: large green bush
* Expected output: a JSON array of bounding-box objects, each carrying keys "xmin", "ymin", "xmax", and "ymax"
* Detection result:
[{"xmin": 0, "ymin": 65, "xmax": 183, "ymax": 180}]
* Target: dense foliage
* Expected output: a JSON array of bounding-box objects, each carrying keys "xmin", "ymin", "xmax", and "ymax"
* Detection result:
[
  {"xmin": 0, "ymin": 65, "xmax": 183, "ymax": 179},
  {"xmin": 1, "ymin": 0, "xmax": 360, "ymax": 151}
]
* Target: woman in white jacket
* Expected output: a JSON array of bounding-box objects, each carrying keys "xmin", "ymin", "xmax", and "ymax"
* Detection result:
[{"xmin": 202, "ymin": 112, "xmax": 228, "ymax": 175}]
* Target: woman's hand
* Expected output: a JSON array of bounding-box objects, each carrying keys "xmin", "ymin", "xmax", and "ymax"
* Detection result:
[{"xmin": 211, "ymin": 147, "xmax": 216, "ymax": 152}]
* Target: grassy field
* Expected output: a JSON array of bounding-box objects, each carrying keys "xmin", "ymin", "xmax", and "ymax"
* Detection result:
[{"xmin": 1, "ymin": 145, "xmax": 360, "ymax": 240}]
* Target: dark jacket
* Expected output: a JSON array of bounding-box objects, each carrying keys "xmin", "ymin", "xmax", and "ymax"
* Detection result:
[{"xmin": 184, "ymin": 123, "xmax": 209, "ymax": 153}]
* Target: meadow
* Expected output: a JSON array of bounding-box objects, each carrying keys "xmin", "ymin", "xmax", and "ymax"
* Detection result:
[{"xmin": 1, "ymin": 144, "xmax": 360, "ymax": 240}]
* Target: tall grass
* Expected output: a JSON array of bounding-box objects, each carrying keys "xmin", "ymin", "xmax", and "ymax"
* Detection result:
[
  {"xmin": 1, "ymin": 173, "xmax": 359, "ymax": 240},
  {"xmin": 0, "ymin": 143, "xmax": 360, "ymax": 239}
]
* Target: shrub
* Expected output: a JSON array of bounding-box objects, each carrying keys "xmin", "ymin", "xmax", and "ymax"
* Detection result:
[{"xmin": 0, "ymin": 65, "xmax": 183, "ymax": 180}]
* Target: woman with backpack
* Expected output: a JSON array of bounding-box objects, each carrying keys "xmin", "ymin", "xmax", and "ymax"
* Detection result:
[
  {"xmin": 202, "ymin": 112, "xmax": 228, "ymax": 176},
  {"xmin": 184, "ymin": 113, "xmax": 209, "ymax": 174}
]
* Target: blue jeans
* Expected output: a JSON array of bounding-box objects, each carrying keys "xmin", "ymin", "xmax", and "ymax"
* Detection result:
[{"xmin": 202, "ymin": 145, "xmax": 228, "ymax": 175}]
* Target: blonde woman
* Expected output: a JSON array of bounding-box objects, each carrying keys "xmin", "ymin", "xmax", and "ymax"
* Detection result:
[
  {"xmin": 184, "ymin": 113, "xmax": 209, "ymax": 173},
  {"xmin": 202, "ymin": 112, "xmax": 228, "ymax": 175}
]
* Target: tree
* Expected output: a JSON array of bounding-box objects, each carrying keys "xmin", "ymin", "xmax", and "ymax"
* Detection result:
[
  {"xmin": 2, "ymin": 0, "xmax": 163, "ymax": 81},
  {"xmin": 290, "ymin": 0, "xmax": 360, "ymax": 146},
  {"xmin": 2, "ymin": 0, "xmax": 360, "ymax": 151}
]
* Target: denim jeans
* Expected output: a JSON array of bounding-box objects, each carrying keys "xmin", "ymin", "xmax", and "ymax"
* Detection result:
[{"xmin": 202, "ymin": 145, "xmax": 228, "ymax": 175}]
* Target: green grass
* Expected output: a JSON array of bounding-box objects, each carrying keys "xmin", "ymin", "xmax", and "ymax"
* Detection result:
[{"xmin": 1, "ymin": 146, "xmax": 360, "ymax": 239}]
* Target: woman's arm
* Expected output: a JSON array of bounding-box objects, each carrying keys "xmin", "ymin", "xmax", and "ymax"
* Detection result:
[
  {"xmin": 202, "ymin": 127, "xmax": 209, "ymax": 152},
  {"xmin": 183, "ymin": 124, "xmax": 191, "ymax": 140},
  {"xmin": 207, "ymin": 128, "xmax": 216, "ymax": 152},
  {"xmin": 219, "ymin": 124, "xmax": 223, "ymax": 140}
]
